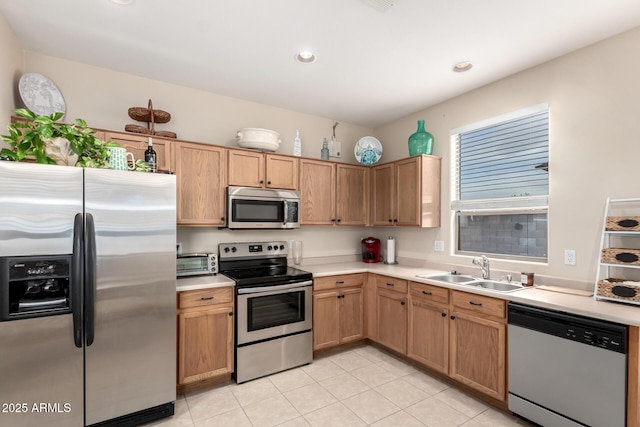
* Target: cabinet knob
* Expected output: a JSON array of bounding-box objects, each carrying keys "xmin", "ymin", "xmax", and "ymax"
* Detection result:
[
  {"xmin": 221, "ymin": 217, "xmax": 225, "ymax": 221},
  {"xmin": 400, "ymin": 300, "xmax": 406, "ymax": 305},
  {"xmin": 228, "ymin": 312, "xmax": 233, "ymax": 316},
  {"xmin": 388, "ymin": 219, "xmax": 393, "ymax": 223},
  {"xmin": 337, "ymin": 219, "xmax": 341, "ymax": 223},
  {"xmin": 450, "ymin": 315, "xmax": 456, "ymax": 320},
  {"xmin": 441, "ymin": 312, "xmax": 447, "ymax": 317},
  {"xmin": 267, "ymin": 180, "xmax": 271, "ymax": 185},
  {"xmin": 332, "ymin": 219, "xmax": 336, "ymax": 222},
  {"xmin": 393, "ymin": 219, "xmax": 398, "ymax": 223},
  {"xmin": 259, "ymin": 180, "xmax": 264, "ymax": 184}
]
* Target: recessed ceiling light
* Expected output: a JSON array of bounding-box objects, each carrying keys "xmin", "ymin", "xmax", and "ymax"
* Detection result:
[
  {"xmin": 453, "ymin": 61, "xmax": 473, "ymax": 72},
  {"xmin": 295, "ymin": 51, "xmax": 316, "ymax": 64},
  {"xmin": 110, "ymin": 0, "xmax": 135, "ymax": 5}
]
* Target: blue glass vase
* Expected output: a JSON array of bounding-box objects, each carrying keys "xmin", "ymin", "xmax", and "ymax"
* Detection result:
[{"xmin": 408, "ymin": 120, "xmax": 433, "ymax": 156}]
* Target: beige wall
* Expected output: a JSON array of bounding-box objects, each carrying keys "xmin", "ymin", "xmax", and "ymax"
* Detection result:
[
  {"xmin": 372, "ymin": 26, "xmax": 640, "ymax": 287},
  {"xmin": 0, "ymin": 12, "xmax": 22, "ymax": 144}
]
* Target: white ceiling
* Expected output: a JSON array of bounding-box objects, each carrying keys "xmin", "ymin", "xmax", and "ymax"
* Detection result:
[{"xmin": 2, "ymin": 0, "xmax": 640, "ymax": 127}]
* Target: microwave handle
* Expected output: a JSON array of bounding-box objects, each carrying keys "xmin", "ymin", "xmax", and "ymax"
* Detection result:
[{"xmin": 283, "ymin": 200, "xmax": 289, "ymax": 225}]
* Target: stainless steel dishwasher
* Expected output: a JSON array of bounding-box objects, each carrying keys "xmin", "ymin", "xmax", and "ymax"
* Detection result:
[{"xmin": 508, "ymin": 302, "xmax": 628, "ymax": 427}]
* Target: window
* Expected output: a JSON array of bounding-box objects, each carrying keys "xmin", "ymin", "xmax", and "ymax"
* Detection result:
[{"xmin": 451, "ymin": 104, "xmax": 549, "ymax": 260}]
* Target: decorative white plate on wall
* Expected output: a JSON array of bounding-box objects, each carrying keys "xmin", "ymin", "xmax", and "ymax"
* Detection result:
[
  {"xmin": 19, "ymin": 73, "xmax": 66, "ymax": 117},
  {"xmin": 354, "ymin": 136, "xmax": 382, "ymax": 165}
]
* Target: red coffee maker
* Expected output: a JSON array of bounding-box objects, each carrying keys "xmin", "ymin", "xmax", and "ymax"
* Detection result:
[{"xmin": 361, "ymin": 237, "xmax": 381, "ymax": 263}]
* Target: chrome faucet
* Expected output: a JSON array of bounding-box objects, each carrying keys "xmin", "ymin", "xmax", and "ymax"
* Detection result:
[{"xmin": 472, "ymin": 255, "xmax": 490, "ymax": 279}]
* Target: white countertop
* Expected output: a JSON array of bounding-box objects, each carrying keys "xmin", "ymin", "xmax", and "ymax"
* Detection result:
[
  {"xmin": 176, "ymin": 274, "xmax": 235, "ymax": 292},
  {"xmin": 303, "ymin": 262, "xmax": 640, "ymax": 327},
  {"xmin": 175, "ymin": 262, "xmax": 640, "ymax": 326}
]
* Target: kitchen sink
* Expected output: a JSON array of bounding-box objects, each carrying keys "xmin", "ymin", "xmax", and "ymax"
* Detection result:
[
  {"xmin": 417, "ymin": 274, "xmax": 525, "ymax": 293},
  {"xmin": 416, "ymin": 273, "xmax": 476, "ymax": 283},
  {"xmin": 468, "ymin": 280, "xmax": 524, "ymax": 293}
]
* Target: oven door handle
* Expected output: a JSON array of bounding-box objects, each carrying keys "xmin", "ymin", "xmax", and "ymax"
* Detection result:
[{"xmin": 237, "ymin": 280, "xmax": 313, "ymax": 294}]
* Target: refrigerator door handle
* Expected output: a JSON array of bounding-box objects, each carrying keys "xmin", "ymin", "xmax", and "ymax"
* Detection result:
[
  {"xmin": 85, "ymin": 213, "xmax": 96, "ymax": 347},
  {"xmin": 72, "ymin": 213, "xmax": 83, "ymax": 348}
]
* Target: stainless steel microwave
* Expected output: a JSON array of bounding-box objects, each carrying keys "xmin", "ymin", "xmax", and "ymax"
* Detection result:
[{"xmin": 227, "ymin": 186, "xmax": 300, "ymax": 229}]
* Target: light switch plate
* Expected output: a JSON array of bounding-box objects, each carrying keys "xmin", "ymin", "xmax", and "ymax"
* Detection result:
[
  {"xmin": 434, "ymin": 240, "xmax": 445, "ymax": 252},
  {"xmin": 564, "ymin": 249, "xmax": 576, "ymax": 265},
  {"xmin": 329, "ymin": 139, "xmax": 341, "ymax": 158}
]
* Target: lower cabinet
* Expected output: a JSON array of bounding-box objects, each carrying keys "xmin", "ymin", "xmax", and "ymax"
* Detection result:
[
  {"xmin": 177, "ymin": 287, "xmax": 234, "ymax": 386},
  {"xmin": 407, "ymin": 282, "xmax": 449, "ymax": 375},
  {"xmin": 375, "ymin": 275, "xmax": 408, "ymax": 354},
  {"xmin": 313, "ymin": 274, "xmax": 364, "ymax": 351},
  {"xmin": 404, "ymin": 280, "xmax": 507, "ymax": 402},
  {"xmin": 449, "ymin": 291, "xmax": 506, "ymax": 401}
]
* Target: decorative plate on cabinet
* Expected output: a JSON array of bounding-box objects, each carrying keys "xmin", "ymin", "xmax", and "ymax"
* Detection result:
[
  {"xmin": 354, "ymin": 136, "xmax": 382, "ymax": 165},
  {"xmin": 18, "ymin": 73, "xmax": 66, "ymax": 117}
]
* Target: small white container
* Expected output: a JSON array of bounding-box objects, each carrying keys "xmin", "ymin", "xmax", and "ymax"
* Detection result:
[{"xmin": 235, "ymin": 128, "xmax": 281, "ymax": 152}]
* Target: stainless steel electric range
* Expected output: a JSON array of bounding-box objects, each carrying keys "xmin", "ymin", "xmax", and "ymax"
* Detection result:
[{"xmin": 219, "ymin": 241, "xmax": 313, "ymax": 383}]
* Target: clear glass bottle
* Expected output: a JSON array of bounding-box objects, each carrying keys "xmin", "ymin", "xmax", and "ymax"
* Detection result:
[
  {"xmin": 293, "ymin": 129, "xmax": 302, "ymax": 157},
  {"xmin": 145, "ymin": 137, "xmax": 157, "ymax": 173},
  {"xmin": 320, "ymin": 138, "xmax": 329, "ymax": 160}
]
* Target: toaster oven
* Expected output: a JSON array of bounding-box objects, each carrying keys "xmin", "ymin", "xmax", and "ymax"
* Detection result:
[{"xmin": 176, "ymin": 253, "xmax": 218, "ymax": 277}]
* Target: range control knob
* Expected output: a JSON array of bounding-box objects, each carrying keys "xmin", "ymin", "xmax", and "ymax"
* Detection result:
[
  {"xmin": 224, "ymin": 247, "xmax": 230, "ymax": 253},
  {"xmin": 279, "ymin": 245, "xmax": 285, "ymax": 250},
  {"xmin": 267, "ymin": 245, "xmax": 273, "ymax": 250},
  {"xmin": 231, "ymin": 247, "xmax": 237, "ymax": 253}
]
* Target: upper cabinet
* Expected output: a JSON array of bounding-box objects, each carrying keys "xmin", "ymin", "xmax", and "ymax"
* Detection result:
[
  {"xmin": 371, "ymin": 155, "xmax": 441, "ymax": 227},
  {"xmin": 175, "ymin": 142, "xmax": 227, "ymax": 226},
  {"xmin": 103, "ymin": 132, "xmax": 174, "ymax": 173},
  {"xmin": 299, "ymin": 159, "xmax": 369, "ymax": 226},
  {"xmin": 228, "ymin": 149, "xmax": 299, "ymax": 190}
]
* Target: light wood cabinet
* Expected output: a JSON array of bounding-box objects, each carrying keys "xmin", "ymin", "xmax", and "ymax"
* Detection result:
[
  {"xmin": 449, "ymin": 290, "xmax": 507, "ymax": 401},
  {"xmin": 103, "ymin": 131, "xmax": 174, "ymax": 172},
  {"xmin": 300, "ymin": 160, "xmax": 369, "ymax": 226},
  {"xmin": 371, "ymin": 154, "xmax": 441, "ymax": 227},
  {"xmin": 407, "ymin": 282, "xmax": 449, "ymax": 374},
  {"xmin": 177, "ymin": 287, "xmax": 234, "ymax": 386},
  {"xmin": 175, "ymin": 142, "xmax": 227, "ymax": 226},
  {"xmin": 375, "ymin": 275, "xmax": 407, "ymax": 354},
  {"xmin": 313, "ymin": 274, "xmax": 364, "ymax": 351},
  {"xmin": 228, "ymin": 149, "xmax": 298, "ymax": 190}
]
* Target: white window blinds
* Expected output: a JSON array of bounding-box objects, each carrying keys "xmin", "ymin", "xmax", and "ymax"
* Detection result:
[{"xmin": 451, "ymin": 105, "xmax": 549, "ymax": 212}]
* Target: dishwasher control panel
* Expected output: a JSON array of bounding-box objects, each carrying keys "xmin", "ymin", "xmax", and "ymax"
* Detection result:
[{"xmin": 508, "ymin": 302, "xmax": 627, "ymax": 354}]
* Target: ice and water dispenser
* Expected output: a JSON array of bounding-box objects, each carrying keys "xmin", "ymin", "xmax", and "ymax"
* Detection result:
[{"xmin": 0, "ymin": 255, "xmax": 72, "ymax": 321}]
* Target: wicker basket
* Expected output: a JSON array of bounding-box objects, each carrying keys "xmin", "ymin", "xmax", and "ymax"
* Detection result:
[
  {"xmin": 601, "ymin": 248, "xmax": 640, "ymax": 265},
  {"xmin": 606, "ymin": 216, "xmax": 640, "ymax": 231},
  {"xmin": 124, "ymin": 124, "xmax": 153, "ymax": 135},
  {"xmin": 128, "ymin": 99, "xmax": 171, "ymax": 123},
  {"xmin": 596, "ymin": 278, "xmax": 640, "ymax": 303}
]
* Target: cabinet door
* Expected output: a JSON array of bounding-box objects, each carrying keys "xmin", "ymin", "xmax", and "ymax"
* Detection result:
[
  {"xmin": 336, "ymin": 164, "xmax": 369, "ymax": 226},
  {"xmin": 376, "ymin": 288, "xmax": 407, "ymax": 354},
  {"xmin": 175, "ymin": 142, "xmax": 227, "ymax": 226},
  {"xmin": 228, "ymin": 149, "xmax": 265, "ymax": 187},
  {"xmin": 340, "ymin": 287, "xmax": 364, "ymax": 344},
  {"xmin": 178, "ymin": 305, "xmax": 234, "ymax": 384},
  {"xmin": 450, "ymin": 310, "xmax": 506, "ymax": 401},
  {"xmin": 371, "ymin": 163, "xmax": 395, "ymax": 226},
  {"xmin": 266, "ymin": 154, "xmax": 299, "ymax": 190},
  {"xmin": 103, "ymin": 132, "xmax": 173, "ymax": 172},
  {"xmin": 395, "ymin": 157, "xmax": 421, "ymax": 226},
  {"xmin": 300, "ymin": 159, "xmax": 335, "ymax": 225},
  {"xmin": 313, "ymin": 290, "xmax": 341, "ymax": 350},
  {"xmin": 407, "ymin": 299, "xmax": 449, "ymax": 374}
]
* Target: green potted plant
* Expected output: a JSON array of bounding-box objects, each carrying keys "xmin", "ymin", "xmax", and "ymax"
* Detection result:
[{"xmin": 1, "ymin": 109, "xmax": 117, "ymax": 168}]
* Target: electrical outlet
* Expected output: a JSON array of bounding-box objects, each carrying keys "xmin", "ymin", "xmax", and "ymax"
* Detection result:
[
  {"xmin": 434, "ymin": 240, "xmax": 445, "ymax": 252},
  {"xmin": 564, "ymin": 249, "xmax": 576, "ymax": 265}
]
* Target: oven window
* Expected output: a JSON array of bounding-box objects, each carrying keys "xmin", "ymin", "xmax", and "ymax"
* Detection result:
[
  {"xmin": 232, "ymin": 200, "xmax": 284, "ymax": 223},
  {"xmin": 247, "ymin": 291, "xmax": 305, "ymax": 331}
]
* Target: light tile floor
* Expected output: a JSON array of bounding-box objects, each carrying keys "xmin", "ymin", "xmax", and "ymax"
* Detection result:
[{"xmin": 146, "ymin": 345, "xmax": 534, "ymax": 427}]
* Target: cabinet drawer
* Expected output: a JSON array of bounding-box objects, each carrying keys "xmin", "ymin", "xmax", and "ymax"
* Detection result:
[
  {"xmin": 409, "ymin": 281, "xmax": 449, "ymax": 305},
  {"xmin": 178, "ymin": 287, "xmax": 233, "ymax": 309},
  {"xmin": 451, "ymin": 290, "xmax": 505, "ymax": 319},
  {"xmin": 314, "ymin": 273, "xmax": 364, "ymax": 291},
  {"xmin": 376, "ymin": 275, "xmax": 408, "ymax": 293}
]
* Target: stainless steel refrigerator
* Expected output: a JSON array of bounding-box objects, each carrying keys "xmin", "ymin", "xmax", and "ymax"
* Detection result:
[{"xmin": 0, "ymin": 162, "xmax": 177, "ymax": 427}]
